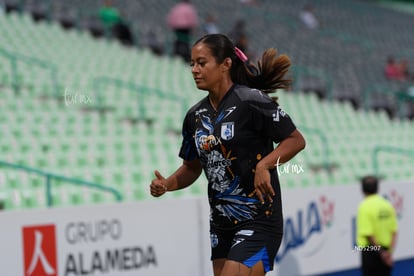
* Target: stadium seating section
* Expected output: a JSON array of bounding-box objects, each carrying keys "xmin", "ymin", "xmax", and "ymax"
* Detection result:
[{"xmin": 0, "ymin": 1, "xmax": 413, "ymax": 210}]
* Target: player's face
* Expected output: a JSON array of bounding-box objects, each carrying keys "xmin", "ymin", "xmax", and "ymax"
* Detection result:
[{"xmin": 191, "ymin": 43, "xmax": 228, "ymax": 91}]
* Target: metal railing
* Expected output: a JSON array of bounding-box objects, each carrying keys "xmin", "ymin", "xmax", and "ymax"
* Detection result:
[
  {"xmin": 0, "ymin": 47, "xmax": 60, "ymax": 98},
  {"xmin": 299, "ymin": 126, "xmax": 333, "ymax": 172},
  {"xmin": 0, "ymin": 160, "xmax": 122, "ymax": 208},
  {"xmin": 371, "ymin": 145, "xmax": 414, "ymax": 177},
  {"xmin": 92, "ymin": 76, "xmax": 189, "ymax": 123}
]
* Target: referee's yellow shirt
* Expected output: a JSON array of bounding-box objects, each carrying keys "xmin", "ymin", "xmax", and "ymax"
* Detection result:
[{"xmin": 357, "ymin": 194, "xmax": 398, "ymax": 248}]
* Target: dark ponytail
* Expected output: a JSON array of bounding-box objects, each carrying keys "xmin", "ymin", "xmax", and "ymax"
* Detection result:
[
  {"xmin": 241, "ymin": 49, "xmax": 292, "ymax": 94},
  {"xmin": 193, "ymin": 34, "xmax": 292, "ymax": 95}
]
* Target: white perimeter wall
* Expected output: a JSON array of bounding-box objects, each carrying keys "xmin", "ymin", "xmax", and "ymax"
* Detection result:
[{"xmin": 0, "ymin": 180, "xmax": 412, "ymax": 276}]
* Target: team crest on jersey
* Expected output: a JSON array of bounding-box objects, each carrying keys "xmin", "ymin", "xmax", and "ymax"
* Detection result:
[{"xmin": 221, "ymin": 122, "xmax": 234, "ymax": 141}]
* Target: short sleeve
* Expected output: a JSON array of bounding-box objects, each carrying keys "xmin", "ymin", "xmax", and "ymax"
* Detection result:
[
  {"xmin": 248, "ymin": 91, "xmax": 296, "ymax": 143},
  {"xmin": 357, "ymin": 204, "xmax": 373, "ymax": 238},
  {"xmin": 179, "ymin": 112, "xmax": 199, "ymax": 161}
]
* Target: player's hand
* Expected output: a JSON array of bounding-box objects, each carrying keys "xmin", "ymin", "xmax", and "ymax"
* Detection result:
[
  {"xmin": 150, "ymin": 170, "xmax": 168, "ymax": 197},
  {"xmin": 254, "ymin": 165, "xmax": 275, "ymax": 204}
]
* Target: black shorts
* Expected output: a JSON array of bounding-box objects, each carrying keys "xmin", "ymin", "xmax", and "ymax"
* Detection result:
[
  {"xmin": 361, "ymin": 250, "xmax": 392, "ymax": 276},
  {"xmin": 210, "ymin": 221, "xmax": 283, "ymax": 273}
]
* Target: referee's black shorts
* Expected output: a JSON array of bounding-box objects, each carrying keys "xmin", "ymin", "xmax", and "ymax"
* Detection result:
[{"xmin": 361, "ymin": 249, "xmax": 392, "ymax": 276}]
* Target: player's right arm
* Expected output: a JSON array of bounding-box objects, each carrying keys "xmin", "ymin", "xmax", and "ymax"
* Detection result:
[{"xmin": 150, "ymin": 159, "xmax": 202, "ymax": 197}]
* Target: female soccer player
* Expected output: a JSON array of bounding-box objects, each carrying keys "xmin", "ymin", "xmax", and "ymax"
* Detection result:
[{"xmin": 150, "ymin": 33, "xmax": 305, "ymax": 276}]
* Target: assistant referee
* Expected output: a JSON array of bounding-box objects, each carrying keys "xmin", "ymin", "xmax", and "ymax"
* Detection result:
[{"xmin": 356, "ymin": 175, "xmax": 398, "ymax": 276}]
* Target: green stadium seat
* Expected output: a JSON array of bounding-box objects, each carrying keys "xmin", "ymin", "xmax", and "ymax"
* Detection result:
[
  {"xmin": 0, "ymin": 9, "xmax": 413, "ymax": 212},
  {"xmin": 0, "ymin": 189, "xmax": 19, "ymax": 210}
]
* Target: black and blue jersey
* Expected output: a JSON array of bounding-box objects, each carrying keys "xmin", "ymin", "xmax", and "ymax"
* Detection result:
[{"xmin": 179, "ymin": 84, "xmax": 296, "ymax": 230}]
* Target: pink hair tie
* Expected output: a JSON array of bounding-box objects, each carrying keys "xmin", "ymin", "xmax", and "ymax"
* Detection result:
[{"xmin": 234, "ymin": 47, "xmax": 248, "ymax": 62}]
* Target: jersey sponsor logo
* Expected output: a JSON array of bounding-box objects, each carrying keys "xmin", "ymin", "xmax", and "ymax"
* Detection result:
[
  {"xmin": 195, "ymin": 108, "xmax": 208, "ymax": 116},
  {"xmin": 272, "ymin": 106, "xmax": 287, "ymax": 122},
  {"xmin": 231, "ymin": 230, "xmax": 254, "ymax": 248},
  {"xmin": 199, "ymin": 134, "xmax": 219, "ymax": 152},
  {"xmin": 231, "ymin": 238, "xmax": 244, "ymax": 248},
  {"xmin": 222, "ymin": 106, "xmax": 236, "ymax": 119},
  {"xmin": 22, "ymin": 224, "xmax": 58, "ymax": 276},
  {"xmin": 216, "ymin": 106, "xmax": 237, "ymax": 123},
  {"xmin": 221, "ymin": 122, "xmax": 234, "ymax": 141},
  {"xmin": 206, "ymin": 157, "xmax": 232, "ymax": 169},
  {"xmin": 207, "ymin": 151, "xmax": 233, "ymax": 193}
]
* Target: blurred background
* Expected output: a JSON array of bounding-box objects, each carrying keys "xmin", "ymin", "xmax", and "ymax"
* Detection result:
[
  {"xmin": 0, "ymin": 0, "xmax": 413, "ymax": 274},
  {"xmin": 1, "ymin": 0, "xmax": 413, "ymax": 208}
]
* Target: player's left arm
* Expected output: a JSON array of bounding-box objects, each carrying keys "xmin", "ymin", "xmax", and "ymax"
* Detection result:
[
  {"xmin": 254, "ymin": 129, "xmax": 305, "ymax": 203},
  {"xmin": 257, "ymin": 129, "xmax": 306, "ymax": 169}
]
